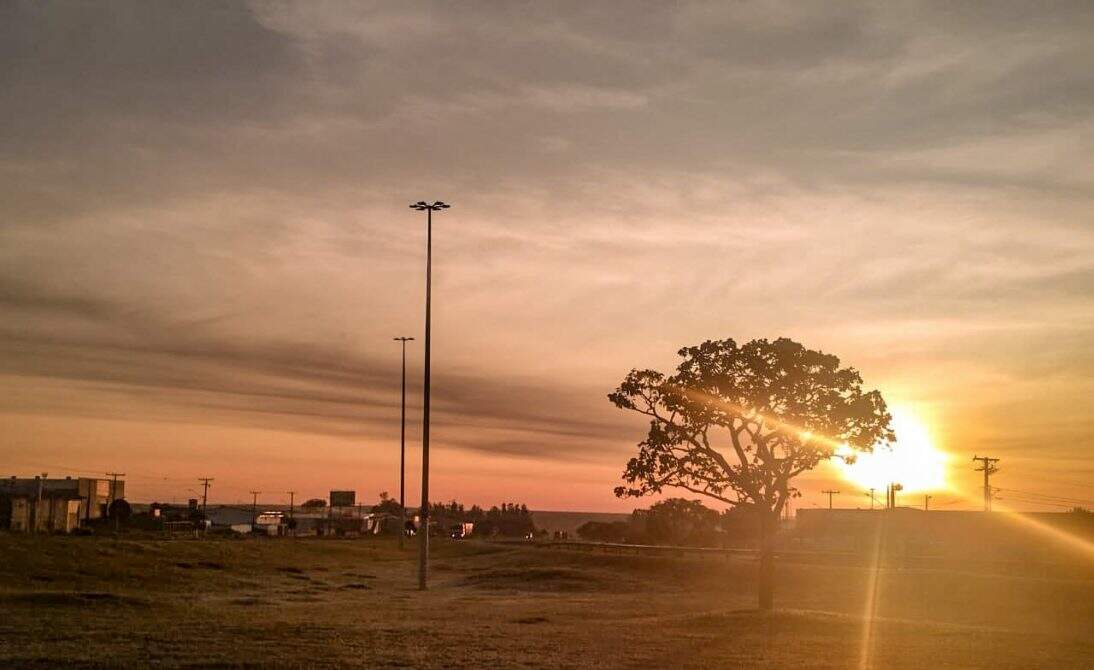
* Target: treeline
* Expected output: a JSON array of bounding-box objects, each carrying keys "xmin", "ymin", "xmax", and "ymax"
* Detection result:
[
  {"xmin": 577, "ymin": 498, "xmax": 760, "ymax": 548},
  {"xmin": 428, "ymin": 501, "xmax": 536, "ymax": 538},
  {"xmin": 371, "ymin": 494, "xmax": 536, "ymax": 538}
]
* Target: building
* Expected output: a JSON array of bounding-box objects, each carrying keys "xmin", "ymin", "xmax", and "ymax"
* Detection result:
[
  {"xmin": 0, "ymin": 475, "xmax": 125, "ymax": 532},
  {"xmin": 0, "ymin": 477, "xmax": 84, "ymax": 533},
  {"xmin": 794, "ymin": 507, "xmax": 1094, "ymax": 562}
]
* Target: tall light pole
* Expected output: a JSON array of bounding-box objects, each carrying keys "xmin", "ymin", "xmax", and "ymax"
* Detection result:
[
  {"xmin": 393, "ymin": 336, "xmax": 414, "ymax": 550},
  {"xmin": 409, "ymin": 200, "xmax": 449, "ymax": 591}
]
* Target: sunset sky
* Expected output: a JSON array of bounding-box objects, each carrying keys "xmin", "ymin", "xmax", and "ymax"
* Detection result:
[{"xmin": 2, "ymin": 2, "xmax": 1091, "ymax": 512}]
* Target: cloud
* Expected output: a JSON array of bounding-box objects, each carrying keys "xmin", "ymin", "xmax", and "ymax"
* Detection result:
[
  {"xmin": 0, "ymin": 1, "xmax": 1091, "ymax": 494},
  {"xmin": 0, "ymin": 275, "xmax": 628, "ymax": 459}
]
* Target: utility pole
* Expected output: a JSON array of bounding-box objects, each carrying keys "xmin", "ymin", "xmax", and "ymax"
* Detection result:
[
  {"xmin": 924, "ymin": 494, "xmax": 932, "ymax": 511},
  {"xmin": 887, "ymin": 483, "xmax": 902, "ymax": 509},
  {"xmin": 972, "ymin": 455, "xmax": 1000, "ymax": 511},
  {"xmin": 394, "ymin": 336, "xmax": 414, "ymax": 550},
  {"xmin": 410, "ymin": 200, "xmax": 449, "ymax": 591},
  {"xmin": 106, "ymin": 472, "xmax": 124, "ymax": 531},
  {"xmin": 35, "ymin": 473, "xmax": 47, "ymax": 533},
  {"xmin": 250, "ymin": 491, "xmax": 260, "ymax": 527},
  {"xmin": 286, "ymin": 491, "xmax": 296, "ymax": 537},
  {"xmin": 822, "ymin": 489, "xmax": 840, "ymax": 510},
  {"xmin": 198, "ymin": 478, "xmax": 213, "ymax": 523},
  {"xmin": 866, "ymin": 488, "xmax": 876, "ymax": 510}
]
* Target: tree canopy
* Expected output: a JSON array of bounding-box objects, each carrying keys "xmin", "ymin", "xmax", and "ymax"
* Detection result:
[
  {"xmin": 609, "ymin": 337, "xmax": 893, "ymax": 516},
  {"xmin": 638, "ymin": 498, "xmax": 721, "ymax": 547},
  {"xmin": 372, "ymin": 491, "xmax": 403, "ymax": 516}
]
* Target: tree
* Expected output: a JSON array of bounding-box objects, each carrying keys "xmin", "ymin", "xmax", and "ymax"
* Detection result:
[
  {"xmin": 641, "ymin": 498, "xmax": 721, "ymax": 547},
  {"xmin": 372, "ymin": 491, "xmax": 403, "ymax": 517},
  {"xmin": 609, "ymin": 337, "xmax": 893, "ymax": 610},
  {"xmin": 474, "ymin": 502, "xmax": 536, "ymax": 537},
  {"xmin": 576, "ymin": 520, "xmax": 630, "ymax": 543},
  {"xmin": 301, "ymin": 498, "xmax": 326, "ymax": 509}
]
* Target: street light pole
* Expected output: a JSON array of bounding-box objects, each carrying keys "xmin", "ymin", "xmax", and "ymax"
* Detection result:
[
  {"xmin": 393, "ymin": 336, "xmax": 414, "ymax": 550},
  {"xmin": 409, "ymin": 200, "xmax": 449, "ymax": 591}
]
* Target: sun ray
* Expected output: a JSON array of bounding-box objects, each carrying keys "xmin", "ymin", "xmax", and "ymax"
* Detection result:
[
  {"xmin": 857, "ymin": 519, "xmax": 885, "ymax": 670},
  {"xmin": 937, "ymin": 484, "xmax": 1094, "ymax": 560}
]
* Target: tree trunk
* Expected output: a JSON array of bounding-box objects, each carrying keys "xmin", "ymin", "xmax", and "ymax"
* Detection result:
[{"xmin": 758, "ymin": 508, "xmax": 775, "ymax": 611}]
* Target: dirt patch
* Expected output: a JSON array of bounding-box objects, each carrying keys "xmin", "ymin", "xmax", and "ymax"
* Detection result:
[
  {"xmin": 514, "ymin": 616, "xmax": 549, "ymax": 624},
  {"xmin": 460, "ymin": 567, "xmax": 609, "ymax": 592},
  {"xmin": 0, "ymin": 591, "xmax": 148, "ymax": 607},
  {"xmin": 230, "ymin": 596, "xmax": 266, "ymax": 606}
]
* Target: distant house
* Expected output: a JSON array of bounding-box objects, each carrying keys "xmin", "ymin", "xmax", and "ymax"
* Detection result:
[{"xmin": 0, "ymin": 475, "xmax": 124, "ymax": 533}]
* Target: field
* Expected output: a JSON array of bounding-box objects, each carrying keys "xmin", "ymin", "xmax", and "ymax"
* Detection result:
[{"xmin": 0, "ymin": 534, "xmax": 1090, "ymax": 669}]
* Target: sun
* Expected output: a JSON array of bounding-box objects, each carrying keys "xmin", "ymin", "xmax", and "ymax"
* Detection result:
[{"xmin": 833, "ymin": 406, "xmax": 948, "ymax": 494}]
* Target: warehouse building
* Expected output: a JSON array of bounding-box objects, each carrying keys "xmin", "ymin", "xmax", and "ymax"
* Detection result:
[{"xmin": 0, "ymin": 475, "xmax": 125, "ymax": 533}]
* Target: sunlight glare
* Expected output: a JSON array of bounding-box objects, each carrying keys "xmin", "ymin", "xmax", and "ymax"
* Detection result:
[{"xmin": 835, "ymin": 407, "xmax": 947, "ymax": 494}]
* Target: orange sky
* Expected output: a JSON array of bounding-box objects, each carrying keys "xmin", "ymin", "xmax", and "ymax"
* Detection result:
[{"xmin": 1, "ymin": 2, "xmax": 1092, "ymax": 512}]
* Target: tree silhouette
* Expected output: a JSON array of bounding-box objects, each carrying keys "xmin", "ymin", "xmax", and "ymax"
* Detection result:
[
  {"xmin": 372, "ymin": 492, "xmax": 403, "ymax": 517},
  {"xmin": 576, "ymin": 520, "xmax": 630, "ymax": 543},
  {"xmin": 609, "ymin": 337, "xmax": 893, "ymax": 610},
  {"xmin": 639, "ymin": 498, "xmax": 721, "ymax": 547}
]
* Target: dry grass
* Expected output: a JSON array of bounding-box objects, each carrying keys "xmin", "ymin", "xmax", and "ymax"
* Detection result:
[{"xmin": 0, "ymin": 533, "xmax": 1090, "ymax": 668}]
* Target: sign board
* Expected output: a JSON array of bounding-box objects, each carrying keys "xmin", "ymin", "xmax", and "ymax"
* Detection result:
[{"xmin": 329, "ymin": 490, "xmax": 356, "ymax": 508}]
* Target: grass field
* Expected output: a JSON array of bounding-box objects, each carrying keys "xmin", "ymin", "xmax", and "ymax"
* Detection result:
[{"xmin": 0, "ymin": 534, "xmax": 1090, "ymax": 668}]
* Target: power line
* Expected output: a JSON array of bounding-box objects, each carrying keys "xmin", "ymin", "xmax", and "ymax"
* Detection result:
[
  {"xmin": 995, "ymin": 488, "xmax": 1093, "ymax": 506},
  {"xmin": 821, "ymin": 489, "xmax": 840, "ymax": 510},
  {"xmin": 995, "ymin": 495, "xmax": 1076, "ymax": 509}
]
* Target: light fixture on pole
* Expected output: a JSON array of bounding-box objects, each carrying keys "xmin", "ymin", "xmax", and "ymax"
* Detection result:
[{"xmin": 409, "ymin": 200, "xmax": 449, "ymax": 590}]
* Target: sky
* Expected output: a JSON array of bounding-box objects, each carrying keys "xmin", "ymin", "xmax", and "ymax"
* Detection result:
[{"xmin": 1, "ymin": 1, "xmax": 1092, "ymax": 512}]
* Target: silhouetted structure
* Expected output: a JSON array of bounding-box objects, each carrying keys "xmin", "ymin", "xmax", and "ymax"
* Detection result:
[
  {"xmin": 409, "ymin": 199, "xmax": 450, "ymax": 591},
  {"xmin": 796, "ymin": 507, "xmax": 1094, "ymax": 562},
  {"xmin": 0, "ymin": 475, "xmax": 124, "ymax": 532},
  {"xmin": 973, "ymin": 455, "xmax": 1001, "ymax": 511},
  {"xmin": 393, "ymin": 335, "xmax": 414, "ymax": 550}
]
